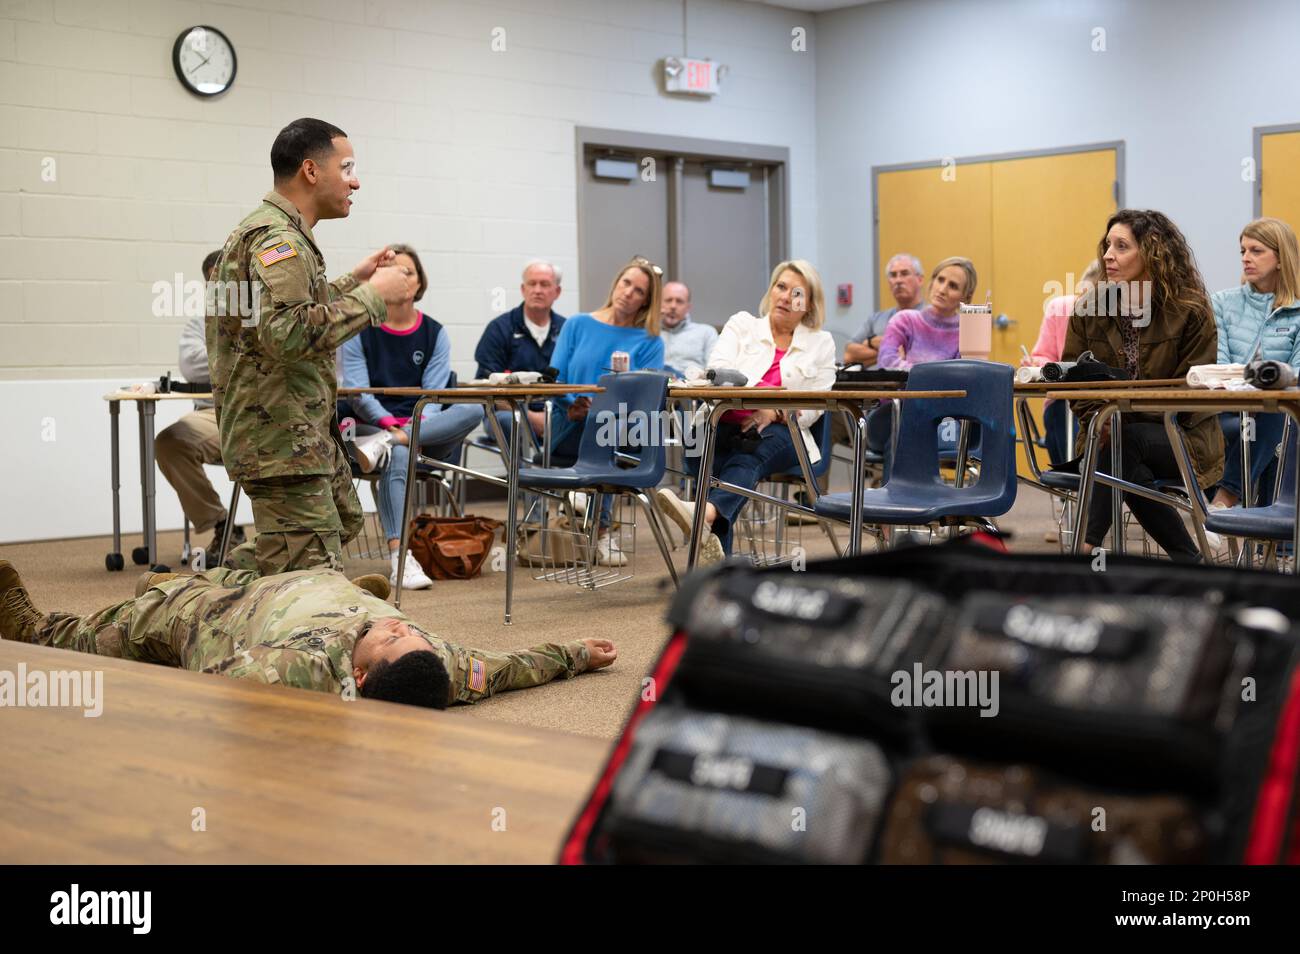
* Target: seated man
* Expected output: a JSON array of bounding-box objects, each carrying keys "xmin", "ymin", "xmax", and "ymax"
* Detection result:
[
  {"xmin": 0, "ymin": 560, "xmax": 617, "ymax": 710},
  {"xmin": 154, "ymin": 249, "xmax": 245, "ymax": 555},
  {"xmin": 474, "ymin": 259, "xmax": 567, "ymax": 440},
  {"xmin": 660, "ymin": 280, "xmax": 717, "ymax": 379}
]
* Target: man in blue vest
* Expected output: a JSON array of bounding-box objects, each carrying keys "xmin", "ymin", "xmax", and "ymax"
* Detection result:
[{"xmin": 474, "ymin": 260, "xmax": 566, "ymax": 439}]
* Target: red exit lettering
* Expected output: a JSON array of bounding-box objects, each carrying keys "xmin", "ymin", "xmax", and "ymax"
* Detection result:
[{"xmin": 688, "ymin": 61, "xmax": 711, "ymax": 89}]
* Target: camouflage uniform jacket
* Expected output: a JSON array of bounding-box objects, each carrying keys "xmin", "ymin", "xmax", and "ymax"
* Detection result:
[
  {"xmin": 164, "ymin": 569, "xmax": 592, "ymax": 706},
  {"xmin": 207, "ymin": 191, "xmax": 387, "ymax": 481}
]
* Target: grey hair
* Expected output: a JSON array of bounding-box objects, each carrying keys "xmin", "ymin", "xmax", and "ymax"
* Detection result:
[
  {"xmin": 521, "ymin": 259, "xmax": 562, "ymax": 285},
  {"xmin": 887, "ymin": 253, "xmax": 923, "ymax": 276}
]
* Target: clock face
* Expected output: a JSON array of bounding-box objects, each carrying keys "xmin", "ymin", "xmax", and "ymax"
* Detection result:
[{"xmin": 173, "ymin": 26, "xmax": 236, "ymax": 97}]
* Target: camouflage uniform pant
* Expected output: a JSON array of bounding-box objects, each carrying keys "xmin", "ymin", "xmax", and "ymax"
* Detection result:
[
  {"xmin": 226, "ymin": 442, "xmax": 364, "ymax": 576},
  {"xmin": 32, "ymin": 568, "xmax": 258, "ymax": 665}
]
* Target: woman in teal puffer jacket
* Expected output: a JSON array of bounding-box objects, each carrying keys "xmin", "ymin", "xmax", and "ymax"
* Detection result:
[{"xmin": 1208, "ymin": 217, "xmax": 1300, "ymax": 518}]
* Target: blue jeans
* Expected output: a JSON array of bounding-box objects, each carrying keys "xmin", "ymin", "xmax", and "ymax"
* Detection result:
[
  {"xmin": 707, "ymin": 422, "xmax": 800, "ymax": 554},
  {"xmin": 1043, "ymin": 399, "xmax": 1075, "ymax": 467},
  {"xmin": 1219, "ymin": 411, "xmax": 1285, "ymax": 504},
  {"xmin": 377, "ymin": 404, "xmax": 483, "ymax": 541}
]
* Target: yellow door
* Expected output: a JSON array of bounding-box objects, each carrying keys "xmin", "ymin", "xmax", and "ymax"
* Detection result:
[
  {"xmin": 875, "ymin": 147, "xmax": 1118, "ymax": 475},
  {"xmin": 1261, "ymin": 129, "xmax": 1300, "ymax": 229},
  {"xmin": 876, "ymin": 161, "xmax": 994, "ymax": 320}
]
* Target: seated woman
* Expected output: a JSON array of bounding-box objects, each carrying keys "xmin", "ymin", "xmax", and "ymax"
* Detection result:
[
  {"xmin": 655, "ymin": 259, "xmax": 837, "ymax": 564},
  {"xmin": 1021, "ymin": 259, "xmax": 1102, "ymax": 466},
  {"xmin": 548, "ymin": 256, "xmax": 665, "ymax": 566},
  {"xmin": 867, "ymin": 256, "xmax": 978, "ymax": 456},
  {"xmin": 1203, "ymin": 217, "xmax": 1300, "ymax": 553},
  {"xmin": 1063, "ymin": 209, "xmax": 1223, "ymax": 562},
  {"xmin": 338, "ymin": 244, "xmax": 483, "ymax": 590}
]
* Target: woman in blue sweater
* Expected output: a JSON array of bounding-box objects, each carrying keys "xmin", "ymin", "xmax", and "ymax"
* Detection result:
[
  {"xmin": 339, "ymin": 244, "xmax": 482, "ymax": 590},
  {"xmin": 1206, "ymin": 219, "xmax": 1300, "ymax": 544},
  {"xmin": 549, "ymin": 256, "xmax": 665, "ymax": 566}
]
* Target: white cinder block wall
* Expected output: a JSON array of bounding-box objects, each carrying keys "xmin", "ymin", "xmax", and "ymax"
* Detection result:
[{"xmin": 0, "ymin": 0, "xmax": 819, "ymax": 543}]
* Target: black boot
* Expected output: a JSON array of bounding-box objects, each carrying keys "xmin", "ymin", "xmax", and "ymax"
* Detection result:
[{"xmin": 208, "ymin": 518, "xmax": 246, "ymax": 557}]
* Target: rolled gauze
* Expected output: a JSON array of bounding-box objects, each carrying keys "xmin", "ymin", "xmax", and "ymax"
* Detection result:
[
  {"xmin": 706, "ymin": 368, "xmax": 749, "ymax": 386},
  {"xmin": 1015, "ymin": 366, "xmax": 1043, "ymax": 384},
  {"xmin": 1041, "ymin": 361, "xmax": 1075, "ymax": 382},
  {"xmin": 1186, "ymin": 364, "xmax": 1247, "ymax": 389},
  {"xmin": 1245, "ymin": 359, "xmax": 1298, "ymax": 390}
]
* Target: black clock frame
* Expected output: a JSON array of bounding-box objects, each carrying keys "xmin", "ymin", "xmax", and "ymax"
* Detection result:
[{"xmin": 172, "ymin": 24, "xmax": 237, "ymax": 98}]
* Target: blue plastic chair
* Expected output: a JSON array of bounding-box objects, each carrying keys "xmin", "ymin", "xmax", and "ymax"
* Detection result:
[
  {"xmin": 1204, "ymin": 423, "xmax": 1297, "ymax": 547},
  {"xmin": 517, "ymin": 372, "xmax": 678, "ymax": 583},
  {"xmin": 813, "ymin": 360, "xmax": 1017, "ymax": 542}
]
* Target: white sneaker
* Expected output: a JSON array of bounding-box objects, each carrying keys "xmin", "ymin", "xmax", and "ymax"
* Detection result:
[
  {"xmin": 354, "ymin": 431, "xmax": 393, "ymax": 474},
  {"xmin": 595, "ymin": 532, "xmax": 628, "ymax": 567},
  {"xmin": 390, "ymin": 553, "xmax": 433, "ymax": 590},
  {"xmin": 698, "ymin": 532, "xmax": 726, "ymax": 566},
  {"xmin": 655, "ymin": 488, "xmax": 696, "ymax": 536},
  {"xmin": 1202, "ymin": 503, "xmax": 1231, "ymax": 560}
]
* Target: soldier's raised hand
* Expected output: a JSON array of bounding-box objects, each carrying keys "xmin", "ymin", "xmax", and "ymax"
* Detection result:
[
  {"xmin": 369, "ymin": 264, "xmax": 411, "ymax": 305},
  {"xmin": 352, "ymin": 246, "xmax": 395, "ymax": 281}
]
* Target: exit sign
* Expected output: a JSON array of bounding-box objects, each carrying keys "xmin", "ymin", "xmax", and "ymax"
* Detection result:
[{"xmin": 664, "ymin": 56, "xmax": 723, "ymax": 96}]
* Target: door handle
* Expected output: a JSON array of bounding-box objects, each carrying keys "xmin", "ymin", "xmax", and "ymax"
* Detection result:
[{"xmin": 994, "ymin": 313, "xmax": 1016, "ymax": 330}]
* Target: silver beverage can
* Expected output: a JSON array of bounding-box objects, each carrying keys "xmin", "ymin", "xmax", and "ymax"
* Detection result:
[{"xmin": 610, "ymin": 351, "xmax": 630, "ymax": 372}]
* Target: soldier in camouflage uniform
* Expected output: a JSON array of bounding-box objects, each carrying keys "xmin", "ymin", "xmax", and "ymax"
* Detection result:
[
  {"xmin": 208, "ymin": 117, "xmax": 410, "ymax": 577},
  {"xmin": 0, "ymin": 560, "xmax": 617, "ymax": 709}
]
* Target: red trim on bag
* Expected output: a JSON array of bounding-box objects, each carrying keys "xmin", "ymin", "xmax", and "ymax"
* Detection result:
[
  {"xmin": 1245, "ymin": 663, "xmax": 1300, "ymax": 864},
  {"xmin": 968, "ymin": 531, "xmax": 1008, "ymax": 553},
  {"xmin": 559, "ymin": 630, "xmax": 689, "ymax": 865}
]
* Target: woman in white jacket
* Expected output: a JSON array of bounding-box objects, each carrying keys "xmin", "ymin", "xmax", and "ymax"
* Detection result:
[{"xmin": 656, "ymin": 259, "xmax": 837, "ymax": 563}]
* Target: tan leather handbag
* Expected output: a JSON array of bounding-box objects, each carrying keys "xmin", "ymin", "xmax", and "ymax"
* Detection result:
[{"xmin": 408, "ymin": 515, "xmax": 502, "ymax": 580}]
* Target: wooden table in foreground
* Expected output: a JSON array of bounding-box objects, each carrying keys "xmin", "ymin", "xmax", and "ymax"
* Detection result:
[{"xmin": 0, "ymin": 640, "xmax": 607, "ymax": 864}]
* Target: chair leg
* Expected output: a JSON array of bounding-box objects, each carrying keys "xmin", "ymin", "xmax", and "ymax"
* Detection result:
[
  {"xmin": 636, "ymin": 492, "xmax": 680, "ymax": 588},
  {"xmin": 217, "ymin": 482, "xmax": 241, "ymax": 567}
]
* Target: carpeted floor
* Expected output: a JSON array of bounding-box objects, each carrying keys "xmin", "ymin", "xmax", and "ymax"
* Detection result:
[{"xmin": 1, "ymin": 484, "xmax": 1064, "ymax": 741}]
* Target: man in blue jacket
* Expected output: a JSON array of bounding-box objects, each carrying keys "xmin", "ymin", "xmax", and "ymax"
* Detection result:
[{"xmin": 474, "ymin": 260, "xmax": 566, "ymax": 438}]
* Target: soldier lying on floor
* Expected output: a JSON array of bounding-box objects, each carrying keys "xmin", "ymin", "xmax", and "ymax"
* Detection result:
[{"xmin": 0, "ymin": 561, "xmax": 617, "ymax": 709}]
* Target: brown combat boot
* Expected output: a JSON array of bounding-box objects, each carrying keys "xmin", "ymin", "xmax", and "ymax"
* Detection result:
[
  {"xmin": 0, "ymin": 560, "xmax": 46, "ymax": 643},
  {"xmin": 135, "ymin": 571, "xmax": 184, "ymax": 597},
  {"xmin": 350, "ymin": 574, "xmax": 391, "ymax": 601}
]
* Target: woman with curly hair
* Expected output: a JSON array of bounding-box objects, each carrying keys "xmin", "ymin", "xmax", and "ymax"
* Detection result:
[{"xmin": 1062, "ymin": 209, "xmax": 1223, "ymax": 561}]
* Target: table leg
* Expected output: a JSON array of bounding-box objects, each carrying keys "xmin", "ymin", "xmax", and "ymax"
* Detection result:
[
  {"xmin": 849, "ymin": 404, "xmax": 868, "ymax": 555},
  {"xmin": 687, "ymin": 403, "xmax": 724, "ymax": 570},
  {"xmin": 107, "ymin": 401, "xmax": 123, "ymax": 571},
  {"xmin": 141, "ymin": 400, "xmax": 160, "ymax": 568},
  {"xmin": 1070, "ymin": 404, "xmax": 1116, "ymax": 555},
  {"xmin": 505, "ymin": 399, "xmax": 523, "ymax": 625},
  {"xmin": 1282, "ymin": 407, "xmax": 1300, "ymax": 569},
  {"xmin": 1160, "ymin": 411, "xmax": 1214, "ymax": 561},
  {"xmin": 394, "ymin": 398, "xmax": 432, "ymax": 610},
  {"xmin": 1110, "ymin": 410, "xmax": 1125, "ymax": 555}
]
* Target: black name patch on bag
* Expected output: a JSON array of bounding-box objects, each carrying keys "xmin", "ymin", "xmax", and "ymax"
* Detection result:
[
  {"xmin": 972, "ymin": 600, "xmax": 1147, "ymax": 658},
  {"xmin": 927, "ymin": 803, "xmax": 1086, "ymax": 863},
  {"xmin": 651, "ymin": 748, "xmax": 790, "ymax": 797},
  {"xmin": 723, "ymin": 575, "xmax": 860, "ymax": 628}
]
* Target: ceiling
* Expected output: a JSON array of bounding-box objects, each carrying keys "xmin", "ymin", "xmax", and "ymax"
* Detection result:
[{"xmin": 740, "ymin": 0, "xmax": 889, "ymax": 12}]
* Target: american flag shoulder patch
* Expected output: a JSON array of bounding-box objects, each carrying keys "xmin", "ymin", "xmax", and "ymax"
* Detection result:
[
  {"xmin": 257, "ymin": 241, "xmax": 298, "ymax": 267},
  {"xmin": 468, "ymin": 657, "xmax": 487, "ymax": 692}
]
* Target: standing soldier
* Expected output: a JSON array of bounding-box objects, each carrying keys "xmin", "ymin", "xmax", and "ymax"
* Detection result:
[
  {"xmin": 0, "ymin": 560, "xmax": 618, "ymax": 709},
  {"xmin": 208, "ymin": 117, "xmax": 411, "ymax": 577}
]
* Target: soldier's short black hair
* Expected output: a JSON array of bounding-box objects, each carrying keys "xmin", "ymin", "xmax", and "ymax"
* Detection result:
[
  {"xmin": 202, "ymin": 249, "xmax": 221, "ymax": 280},
  {"xmin": 271, "ymin": 118, "xmax": 348, "ymax": 182},
  {"xmin": 360, "ymin": 650, "xmax": 450, "ymax": 709}
]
